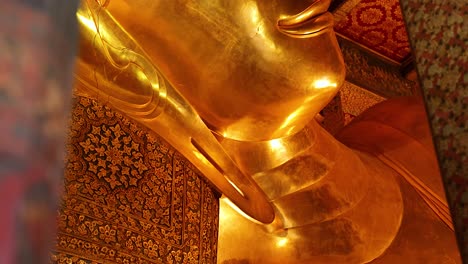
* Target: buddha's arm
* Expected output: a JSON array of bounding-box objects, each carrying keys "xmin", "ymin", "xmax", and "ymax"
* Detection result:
[{"xmin": 74, "ymin": 0, "xmax": 274, "ymax": 224}]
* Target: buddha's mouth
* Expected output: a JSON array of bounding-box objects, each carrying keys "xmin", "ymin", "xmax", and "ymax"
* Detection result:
[{"xmin": 277, "ymin": 0, "xmax": 334, "ymax": 38}]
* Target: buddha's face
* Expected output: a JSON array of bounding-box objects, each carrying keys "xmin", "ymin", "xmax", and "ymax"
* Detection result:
[{"xmin": 108, "ymin": 0, "xmax": 345, "ymax": 141}]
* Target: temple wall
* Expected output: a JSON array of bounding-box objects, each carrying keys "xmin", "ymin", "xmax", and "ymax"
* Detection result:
[{"xmin": 400, "ymin": 0, "xmax": 467, "ymax": 259}]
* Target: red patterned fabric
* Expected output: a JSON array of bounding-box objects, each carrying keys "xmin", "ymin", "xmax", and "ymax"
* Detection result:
[{"xmin": 334, "ymin": 0, "xmax": 411, "ymax": 62}]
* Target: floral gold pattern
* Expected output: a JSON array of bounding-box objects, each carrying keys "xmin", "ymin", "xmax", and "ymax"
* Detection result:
[
  {"xmin": 340, "ymin": 81, "xmax": 385, "ymax": 124},
  {"xmin": 52, "ymin": 96, "xmax": 220, "ymax": 263},
  {"xmin": 338, "ymin": 37, "xmax": 416, "ymax": 97}
]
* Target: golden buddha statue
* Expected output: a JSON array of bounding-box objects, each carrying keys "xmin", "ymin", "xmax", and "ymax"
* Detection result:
[{"xmin": 73, "ymin": 0, "xmax": 461, "ymax": 263}]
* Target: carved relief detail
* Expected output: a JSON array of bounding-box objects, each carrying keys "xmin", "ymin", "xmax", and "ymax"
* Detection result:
[{"xmin": 52, "ymin": 96, "xmax": 219, "ymax": 263}]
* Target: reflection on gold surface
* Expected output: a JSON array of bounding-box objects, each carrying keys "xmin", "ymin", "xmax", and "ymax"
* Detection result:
[
  {"xmin": 73, "ymin": 0, "xmax": 461, "ymax": 263},
  {"xmin": 276, "ymin": 237, "xmax": 289, "ymax": 248},
  {"xmin": 314, "ymin": 78, "xmax": 338, "ymax": 89}
]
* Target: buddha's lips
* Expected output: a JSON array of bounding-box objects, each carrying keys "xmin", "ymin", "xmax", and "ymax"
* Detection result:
[{"xmin": 277, "ymin": 0, "xmax": 333, "ymax": 38}]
